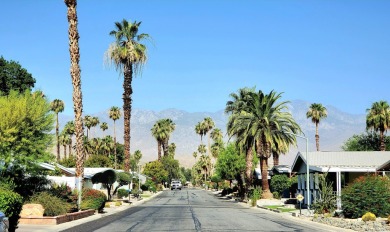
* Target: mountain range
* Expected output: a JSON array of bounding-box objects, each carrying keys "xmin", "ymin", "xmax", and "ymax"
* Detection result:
[{"xmin": 59, "ymin": 100, "xmax": 366, "ymax": 167}]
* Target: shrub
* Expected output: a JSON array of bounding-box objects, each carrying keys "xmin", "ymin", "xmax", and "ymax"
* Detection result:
[
  {"xmin": 342, "ymin": 175, "xmax": 390, "ymax": 218},
  {"xmin": 270, "ymin": 175, "xmax": 290, "ymax": 196},
  {"xmin": 29, "ymin": 192, "xmax": 70, "ymax": 216},
  {"xmin": 115, "ymin": 201, "xmax": 122, "ymax": 206},
  {"xmin": 0, "ymin": 187, "xmax": 23, "ymax": 232},
  {"xmin": 248, "ymin": 187, "xmax": 262, "ymax": 207},
  {"xmin": 105, "ymin": 202, "xmax": 111, "ymax": 208},
  {"xmin": 273, "ymin": 191, "xmax": 280, "ymax": 199},
  {"xmin": 140, "ymin": 184, "xmax": 148, "ymax": 191},
  {"xmin": 47, "ymin": 183, "xmax": 77, "ymax": 212},
  {"xmin": 117, "ymin": 189, "xmax": 129, "ymax": 199},
  {"xmin": 81, "ymin": 188, "xmax": 107, "ymax": 212},
  {"xmin": 312, "ymin": 173, "xmax": 336, "ymax": 214},
  {"xmin": 362, "ymin": 212, "xmax": 376, "ymax": 222},
  {"xmin": 387, "ymin": 215, "xmax": 390, "ymax": 224}
]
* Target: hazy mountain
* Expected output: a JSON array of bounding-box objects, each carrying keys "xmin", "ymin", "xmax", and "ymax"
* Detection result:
[{"xmin": 59, "ymin": 100, "xmax": 366, "ymax": 167}]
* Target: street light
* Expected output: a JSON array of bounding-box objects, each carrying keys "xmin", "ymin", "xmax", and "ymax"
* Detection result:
[{"xmin": 284, "ymin": 132, "xmax": 310, "ymax": 210}]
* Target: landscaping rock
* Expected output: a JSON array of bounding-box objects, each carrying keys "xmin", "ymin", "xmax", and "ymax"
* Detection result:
[
  {"xmin": 312, "ymin": 215, "xmax": 390, "ymax": 232},
  {"xmin": 20, "ymin": 204, "xmax": 45, "ymax": 217}
]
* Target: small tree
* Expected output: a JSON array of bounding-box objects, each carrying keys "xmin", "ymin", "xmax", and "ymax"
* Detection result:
[
  {"xmin": 112, "ymin": 172, "xmax": 131, "ymax": 196},
  {"xmin": 91, "ymin": 169, "xmax": 117, "ymax": 200}
]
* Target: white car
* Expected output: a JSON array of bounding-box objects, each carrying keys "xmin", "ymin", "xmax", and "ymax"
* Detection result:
[{"xmin": 171, "ymin": 180, "xmax": 182, "ymax": 190}]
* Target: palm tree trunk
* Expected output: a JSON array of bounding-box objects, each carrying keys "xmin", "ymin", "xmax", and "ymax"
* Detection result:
[
  {"xmin": 380, "ymin": 130, "xmax": 385, "ymax": 151},
  {"xmin": 69, "ymin": 137, "xmax": 73, "ymax": 158},
  {"xmin": 63, "ymin": 145, "xmax": 67, "ymax": 159},
  {"xmin": 245, "ymin": 145, "xmax": 253, "ymax": 188},
  {"xmin": 260, "ymin": 157, "xmax": 272, "ymax": 198},
  {"xmin": 113, "ymin": 120, "xmax": 117, "ymax": 169},
  {"xmin": 315, "ymin": 122, "xmax": 320, "ymax": 151},
  {"xmin": 157, "ymin": 140, "xmax": 162, "ymax": 161},
  {"xmin": 273, "ymin": 151, "xmax": 279, "ymax": 166},
  {"xmin": 65, "ymin": 0, "xmax": 85, "ymax": 179},
  {"xmin": 163, "ymin": 139, "xmax": 168, "ymax": 156},
  {"xmin": 56, "ymin": 113, "xmax": 60, "ymax": 161},
  {"xmin": 123, "ymin": 64, "xmax": 133, "ymax": 172}
]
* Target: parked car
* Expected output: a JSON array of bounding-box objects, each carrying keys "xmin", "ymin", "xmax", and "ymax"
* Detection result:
[
  {"xmin": 0, "ymin": 212, "xmax": 8, "ymax": 232},
  {"xmin": 171, "ymin": 180, "xmax": 182, "ymax": 190}
]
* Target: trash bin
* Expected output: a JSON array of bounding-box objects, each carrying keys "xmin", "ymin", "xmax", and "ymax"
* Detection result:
[{"xmin": 0, "ymin": 212, "xmax": 8, "ymax": 232}]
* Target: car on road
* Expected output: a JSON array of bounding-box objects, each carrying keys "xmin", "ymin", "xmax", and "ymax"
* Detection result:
[{"xmin": 171, "ymin": 180, "xmax": 182, "ymax": 190}]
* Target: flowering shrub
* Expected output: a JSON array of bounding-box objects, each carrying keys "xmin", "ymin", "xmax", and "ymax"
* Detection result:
[
  {"xmin": 81, "ymin": 188, "xmax": 107, "ymax": 212},
  {"xmin": 342, "ymin": 175, "xmax": 390, "ymax": 218}
]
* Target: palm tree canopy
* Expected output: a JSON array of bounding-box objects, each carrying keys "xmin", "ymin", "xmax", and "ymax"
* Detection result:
[
  {"xmin": 366, "ymin": 100, "xmax": 390, "ymax": 133},
  {"xmin": 306, "ymin": 103, "xmax": 327, "ymax": 124},
  {"xmin": 50, "ymin": 99, "xmax": 65, "ymax": 113},
  {"xmin": 100, "ymin": 122, "xmax": 108, "ymax": 131},
  {"xmin": 64, "ymin": 121, "xmax": 75, "ymax": 135},
  {"xmin": 109, "ymin": 106, "xmax": 121, "ymax": 121},
  {"xmin": 211, "ymin": 128, "xmax": 223, "ymax": 142},
  {"xmin": 106, "ymin": 19, "xmax": 149, "ymax": 75},
  {"xmin": 151, "ymin": 118, "xmax": 176, "ymax": 142}
]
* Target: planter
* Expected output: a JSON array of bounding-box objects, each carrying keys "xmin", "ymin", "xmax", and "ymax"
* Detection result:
[{"xmin": 19, "ymin": 209, "xmax": 95, "ymax": 225}]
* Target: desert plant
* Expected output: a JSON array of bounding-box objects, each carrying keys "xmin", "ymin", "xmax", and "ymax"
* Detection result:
[
  {"xmin": 117, "ymin": 189, "xmax": 129, "ymax": 199},
  {"xmin": 105, "ymin": 202, "xmax": 111, "ymax": 208},
  {"xmin": 342, "ymin": 175, "xmax": 390, "ymax": 218},
  {"xmin": 115, "ymin": 201, "xmax": 122, "ymax": 206},
  {"xmin": 362, "ymin": 212, "xmax": 376, "ymax": 222},
  {"xmin": 29, "ymin": 192, "xmax": 70, "ymax": 216},
  {"xmin": 0, "ymin": 187, "xmax": 23, "ymax": 232},
  {"xmin": 81, "ymin": 188, "xmax": 107, "ymax": 212},
  {"xmin": 249, "ymin": 187, "xmax": 262, "ymax": 207},
  {"xmin": 312, "ymin": 173, "xmax": 336, "ymax": 214}
]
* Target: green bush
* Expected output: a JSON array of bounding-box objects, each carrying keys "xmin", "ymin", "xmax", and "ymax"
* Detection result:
[
  {"xmin": 249, "ymin": 187, "xmax": 262, "ymax": 207},
  {"xmin": 0, "ymin": 187, "xmax": 23, "ymax": 232},
  {"xmin": 270, "ymin": 175, "xmax": 290, "ymax": 196},
  {"xmin": 117, "ymin": 189, "xmax": 129, "ymax": 199},
  {"xmin": 47, "ymin": 183, "xmax": 77, "ymax": 212},
  {"xmin": 81, "ymin": 188, "xmax": 107, "ymax": 212},
  {"xmin": 273, "ymin": 191, "xmax": 280, "ymax": 199},
  {"xmin": 30, "ymin": 192, "xmax": 70, "ymax": 216},
  {"xmin": 362, "ymin": 212, "xmax": 376, "ymax": 222},
  {"xmin": 342, "ymin": 175, "xmax": 390, "ymax": 218}
]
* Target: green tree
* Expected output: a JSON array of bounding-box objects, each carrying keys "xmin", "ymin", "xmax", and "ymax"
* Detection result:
[
  {"xmin": 109, "ymin": 106, "xmax": 121, "ymax": 169},
  {"xmin": 0, "ymin": 90, "xmax": 54, "ymax": 169},
  {"xmin": 106, "ymin": 19, "xmax": 150, "ymax": 172},
  {"xmin": 366, "ymin": 100, "xmax": 390, "ymax": 151},
  {"xmin": 100, "ymin": 122, "xmax": 108, "ymax": 136},
  {"xmin": 342, "ymin": 131, "xmax": 390, "ymax": 151},
  {"xmin": 143, "ymin": 160, "xmax": 168, "ymax": 184},
  {"xmin": 151, "ymin": 119, "xmax": 175, "ymax": 161},
  {"xmin": 215, "ymin": 143, "xmax": 246, "ymax": 185},
  {"xmin": 306, "ymin": 103, "xmax": 327, "ymax": 151},
  {"xmin": 50, "ymin": 99, "xmax": 65, "ymax": 161},
  {"xmin": 83, "ymin": 115, "xmax": 93, "ymax": 139},
  {"xmin": 64, "ymin": 0, "xmax": 85, "ymax": 194},
  {"xmin": 161, "ymin": 156, "xmax": 180, "ymax": 184},
  {"xmin": 0, "ymin": 56, "xmax": 36, "ymax": 95},
  {"xmin": 90, "ymin": 116, "xmax": 100, "ymax": 138}
]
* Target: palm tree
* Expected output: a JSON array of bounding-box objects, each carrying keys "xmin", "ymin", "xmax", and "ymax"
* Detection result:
[
  {"xmin": 106, "ymin": 19, "xmax": 149, "ymax": 172},
  {"xmin": 100, "ymin": 122, "xmax": 108, "ymax": 136},
  {"xmin": 366, "ymin": 100, "xmax": 390, "ymax": 151},
  {"xmin": 83, "ymin": 115, "xmax": 93, "ymax": 139},
  {"xmin": 109, "ymin": 106, "xmax": 121, "ymax": 169},
  {"xmin": 161, "ymin": 119, "xmax": 175, "ymax": 157},
  {"xmin": 203, "ymin": 117, "xmax": 215, "ymax": 157},
  {"xmin": 90, "ymin": 116, "xmax": 100, "ymax": 138},
  {"xmin": 193, "ymin": 151, "xmax": 198, "ymax": 160},
  {"xmin": 59, "ymin": 132, "xmax": 67, "ymax": 159},
  {"xmin": 306, "ymin": 103, "xmax": 327, "ymax": 151},
  {"xmin": 64, "ymin": 0, "xmax": 85, "ymax": 196},
  {"xmin": 151, "ymin": 120, "xmax": 164, "ymax": 161},
  {"xmin": 195, "ymin": 121, "xmax": 206, "ymax": 143},
  {"xmin": 64, "ymin": 121, "xmax": 75, "ymax": 157},
  {"xmin": 168, "ymin": 143, "xmax": 176, "ymax": 157},
  {"xmin": 210, "ymin": 128, "xmax": 223, "ymax": 142},
  {"xmin": 50, "ymin": 99, "xmax": 65, "ymax": 161}
]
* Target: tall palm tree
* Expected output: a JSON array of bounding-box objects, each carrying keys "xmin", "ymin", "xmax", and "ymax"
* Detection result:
[
  {"xmin": 58, "ymin": 132, "xmax": 67, "ymax": 159},
  {"xmin": 366, "ymin": 100, "xmax": 390, "ymax": 151},
  {"xmin": 306, "ymin": 103, "xmax": 327, "ymax": 151},
  {"xmin": 90, "ymin": 116, "xmax": 100, "ymax": 138},
  {"xmin": 83, "ymin": 115, "xmax": 93, "ymax": 139},
  {"xmin": 203, "ymin": 117, "xmax": 215, "ymax": 157},
  {"xmin": 168, "ymin": 143, "xmax": 176, "ymax": 157},
  {"xmin": 64, "ymin": 121, "xmax": 75, "ymax": 157},
  {"xmin": 195, "ymin": 121, "xmax": 206, "ymax": 143},
  {"xmin": 161, "ymin": 119, "xmax": 175, "ymax": 157},
  {"xmin": 100, "ymin": 122, "xmax": 108, "ymax": 136},
  {"xmin": 50, "ymin": 99, "xmax": 65, "ymax": 161},
  {"xmin": 106, "ymin": 19, "xmax": 149, "ymax": 172},
  {"xmin": 64, "ymin": 0, "xmax": 85, "ymax": 194},
  {"xmin": 151, "ymin": 120, "xmax": 164, "ymax": 161},
  {"xmin": 193, "ymin": 151, "xmax": 198, "ymax": 160},
  {"xmin": 211, "ymin": 128, "xmax": 223, "ymax": 142},
  {"xmin": 109, "ymin": 106, "xmax": 121, "ymax": 169}
]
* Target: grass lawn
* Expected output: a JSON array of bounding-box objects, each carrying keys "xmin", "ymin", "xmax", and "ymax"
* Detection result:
[{"xmin": 264, "ymin": 205, "xmax": 297, "ymax": 213}]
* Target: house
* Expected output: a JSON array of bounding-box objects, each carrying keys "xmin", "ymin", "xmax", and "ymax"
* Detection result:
[{"xmin": 291, "ymin": 151, "xmax": 390, "ymax": 209}]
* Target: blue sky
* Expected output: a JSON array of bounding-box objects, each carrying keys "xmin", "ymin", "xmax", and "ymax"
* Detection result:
[{"xmin": 1, "ymin": 1, "xmax": 389, "ymax": 116}]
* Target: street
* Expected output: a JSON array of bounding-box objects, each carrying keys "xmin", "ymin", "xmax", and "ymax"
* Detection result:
[{"xmin": 61, "ymin": 189, "xmax": 341, "ymax": 232}]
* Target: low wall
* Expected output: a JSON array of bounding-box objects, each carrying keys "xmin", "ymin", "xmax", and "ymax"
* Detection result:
[{"xmin": 19, "ymin": 209, "xmax": 95, "ymax": 225}]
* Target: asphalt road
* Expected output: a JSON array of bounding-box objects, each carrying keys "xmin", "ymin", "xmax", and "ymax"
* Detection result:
[{"xmin": 60, "ymin": 189, "xmax": 344, "ymax": 232}]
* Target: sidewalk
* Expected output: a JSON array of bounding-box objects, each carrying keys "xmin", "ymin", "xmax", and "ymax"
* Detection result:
[{"xmin": 16, "ymin": 191, "xmax": 162, "ymax": 232}]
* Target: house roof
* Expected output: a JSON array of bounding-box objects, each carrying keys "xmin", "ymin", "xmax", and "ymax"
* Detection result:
[{"xmin": 291, "ymin": 151, "xmax": 390, "ymax": 173}]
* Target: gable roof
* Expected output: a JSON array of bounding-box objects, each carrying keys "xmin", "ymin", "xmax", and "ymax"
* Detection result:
[{"xmin": 291, "ymin": 151, "xmax": 390, "ymax": 173}]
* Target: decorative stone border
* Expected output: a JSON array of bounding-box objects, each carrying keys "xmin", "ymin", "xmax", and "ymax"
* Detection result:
[{"xmin": 19, "ymin": 209, "xmax": 95, "ymax": 225}]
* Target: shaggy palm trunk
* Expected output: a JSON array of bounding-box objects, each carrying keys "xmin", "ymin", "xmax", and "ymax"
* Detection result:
[
  {"xmin": 113, "ymin": 120, "xmax": 117, "ymax": 169},
  {"xmin": 157, "ymin": 140, "xmax": 162, "ymax": 161},
  {"xmin": 163, "ymin": 139, "xmax": 169, "ymax": 156},
  {"xmin": 123, "ymin": 65, "xmax": 133, "ymax": 172},
  {"xmin": 315, "ymin": 122, "xmax": 320, "ymax": 151},
  {"xmin": 65, "ymin": 0, "xmax": 84, "ymax": 177},
  {"xmin": 69, "ymin": 137, "xmax": 73, "ymax": 158},
  {"xmin": 245, "ymin": 145, "xmax": 254, "ymax": 189},
  {"xmin": 56, "ymin": 114, "xmax": 60, "ymax": 161},
  {"xmin": 260, "ymin": 157, "xmax": 270, "ymax": 194},
  {"xmin": 273, "ymin": 151, "xmax": 279, "ymax": 166},
  {"xmin": 63, "ymin": 144, "xmax": 67, "ymax": 159},
  {"xmin": 380, "ymin": 130, "xmax": 385, "ymax": 151}
]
